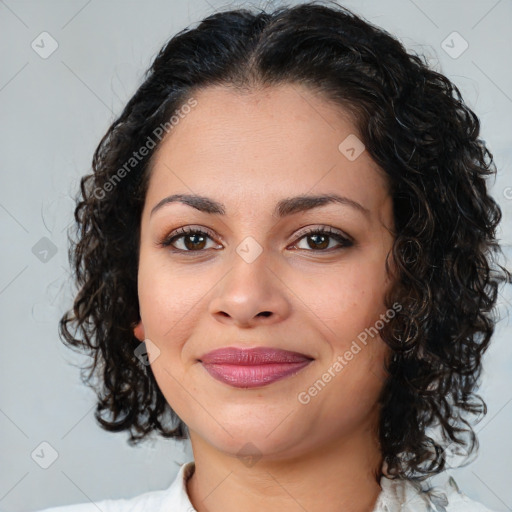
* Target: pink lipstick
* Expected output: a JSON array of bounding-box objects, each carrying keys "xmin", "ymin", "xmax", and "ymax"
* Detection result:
[{"xmin": 199, "ymin": 347, "xmax": 313, "ymax": 388}]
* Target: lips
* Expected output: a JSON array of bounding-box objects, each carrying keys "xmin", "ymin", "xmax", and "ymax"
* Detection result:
[
  {"xmin": 200, "ymin": 347, "xmax": 312, "ymax": 365},
  {"xmin": 199, "ymin": 347, "xmax": 313, "ymax": 388}
]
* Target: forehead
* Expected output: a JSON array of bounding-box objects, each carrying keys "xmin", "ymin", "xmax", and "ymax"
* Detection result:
[{"xmin": 144, "ymin": 84, "xmax": 389, "ymax": 218}]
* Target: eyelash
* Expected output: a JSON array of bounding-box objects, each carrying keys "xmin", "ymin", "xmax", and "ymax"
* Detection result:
[{"xmin": 158, "ymin": 225, "xmax": 354, "ymax": 254}]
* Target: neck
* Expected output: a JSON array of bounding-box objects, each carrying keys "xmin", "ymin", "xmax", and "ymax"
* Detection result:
[{"xmin": 186, "ymin": 417, "xmax": 384, "ymax": 512}]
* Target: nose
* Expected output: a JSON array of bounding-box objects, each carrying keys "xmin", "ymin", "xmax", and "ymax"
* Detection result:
[{"xmin": 208, "ymin": 250, "xmax": 291, "ymax": 328}]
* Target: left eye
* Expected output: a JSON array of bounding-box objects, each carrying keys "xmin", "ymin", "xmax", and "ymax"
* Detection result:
[
  {"xmin": 292, "ymin": 228, "xmax": 353, "ymax": 251},
  {"xmin": 159, "ymin": 227, "xmax": 353, "ymax": 253}
]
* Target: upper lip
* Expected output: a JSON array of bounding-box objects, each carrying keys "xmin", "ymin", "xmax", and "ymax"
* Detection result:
[{"xmin": 199, "ymin": 347, "xmax": 313, "ymax": 365}]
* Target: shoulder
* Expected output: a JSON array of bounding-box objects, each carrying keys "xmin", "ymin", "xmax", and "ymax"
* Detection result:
[
  {"xmin": 33, "ymin": 461, "xmax": 196, "ymax": 512},
  {"xmin": 421, "ymin": 476, "xmax": 497, "ymax": 512},
  {"xmin": 32, "ymin": 488, "xmax": 169, "ymax": 512},
  {"xmin": 375, "ymin": 474, "xmax": 498, "ymax": 512}
]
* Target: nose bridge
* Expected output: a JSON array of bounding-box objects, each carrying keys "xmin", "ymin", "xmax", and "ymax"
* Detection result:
[{"xmin": 208, "ymin": 238, "xmax": 288, "ymax": 326}]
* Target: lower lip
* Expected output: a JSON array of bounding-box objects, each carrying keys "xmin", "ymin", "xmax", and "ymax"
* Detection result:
[{"xmin": 201, "ymin": 361, "xmax": 312, "ymax": 388}]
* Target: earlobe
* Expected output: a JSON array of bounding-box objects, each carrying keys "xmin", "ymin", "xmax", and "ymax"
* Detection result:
[{"xmin": 133, "ymin": 320, "xmax": 145, "ymax": 341}]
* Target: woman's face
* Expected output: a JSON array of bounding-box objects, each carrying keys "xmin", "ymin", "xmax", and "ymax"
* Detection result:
[{"xmin": 135, "ymin": 84, "xmax": 395, "ymax": 460}]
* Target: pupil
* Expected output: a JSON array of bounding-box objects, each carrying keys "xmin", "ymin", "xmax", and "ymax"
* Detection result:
[
  {"xmin": 310, "ymin": 234, "xmax": 328, "ymax": 250},
  {"xmin": 186, "ymin": 234, "xmax": 205, "ymax": 250}
]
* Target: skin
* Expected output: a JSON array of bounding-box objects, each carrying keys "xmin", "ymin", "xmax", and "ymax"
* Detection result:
[{"xmin": 133, "ymin": 83, "xmax": 396, "ymax": 512}]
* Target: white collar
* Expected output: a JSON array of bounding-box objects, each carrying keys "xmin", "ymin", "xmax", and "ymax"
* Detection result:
[{"xmin": 162, "ymin": 460, "xmax": 481, "ymax": 512}]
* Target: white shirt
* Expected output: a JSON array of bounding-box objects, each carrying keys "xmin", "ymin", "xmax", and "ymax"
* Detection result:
[{"xmin": 36, "ymin": 460, "xmax": 496, "ymax": 512}]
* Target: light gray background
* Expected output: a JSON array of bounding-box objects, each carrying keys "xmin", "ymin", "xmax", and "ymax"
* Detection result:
[{"xmin": 1, "ymin": 0, "xmax": 511, "ymax": 511}]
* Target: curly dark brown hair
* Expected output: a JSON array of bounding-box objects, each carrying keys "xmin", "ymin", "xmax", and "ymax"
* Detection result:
[{"xmin": 59, "ymin": 0, "xmax": 510, "ymax": 480}]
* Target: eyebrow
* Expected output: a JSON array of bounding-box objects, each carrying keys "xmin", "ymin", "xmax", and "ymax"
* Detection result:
[{"xmin": 150, "ymin": 193, "xmax": 370, "ymax": 219}]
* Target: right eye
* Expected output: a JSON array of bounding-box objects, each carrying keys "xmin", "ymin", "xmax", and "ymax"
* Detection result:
[{"xmin": 158, "ymin": 226, "xmax": 222, "ymax": 252}]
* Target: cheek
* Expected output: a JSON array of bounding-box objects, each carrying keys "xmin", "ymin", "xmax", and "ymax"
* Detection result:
[
  {"xmin": 301, "ymin": 260, "xmax": 390, "ymax": 341},
  {"xmin": 137, "ymin": 254, "xmax": 210, "ymax": 339},
  {"xmin": 298, "ymin": 258, "xmax": 392, "ymax": 389}
]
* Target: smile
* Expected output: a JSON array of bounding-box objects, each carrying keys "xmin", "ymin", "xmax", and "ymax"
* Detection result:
[{"xmin": 198, "ymin": 346, "xmax": 314, "ymax": 388}]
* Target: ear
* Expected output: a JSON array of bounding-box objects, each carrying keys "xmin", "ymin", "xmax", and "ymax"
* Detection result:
[{"xmin": 133, "ymin": 320, "xmax": 145, "ymax": 341}]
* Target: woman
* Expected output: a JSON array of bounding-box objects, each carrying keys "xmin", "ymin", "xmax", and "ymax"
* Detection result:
[{"xmin": 38, "ymin": 1, "xmax": 509, "ymax": 511}]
